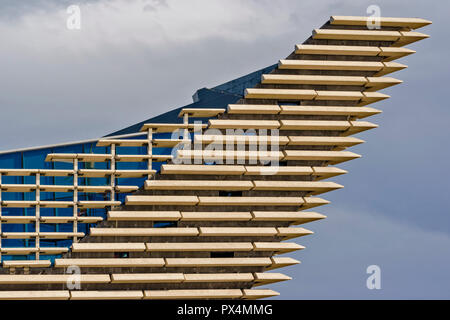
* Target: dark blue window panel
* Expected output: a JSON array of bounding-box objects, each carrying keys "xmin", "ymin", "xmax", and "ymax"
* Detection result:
[
  {"xmin": 79, "ymin": 177, "xmax": 109, "ymax": 187},
  {"xmin": 154, "ymin": 221, "xmax": 177, "ymax": 228},
  {"xmin": 40, "ymin": 254, "xmax": 61, "ymax": 264},
  {"xmin": 1, "ymin": 207, "xmax": 29, "ymax": 216},
  {"xmin": 0, "ymin": 152, "xmax": 21, "ymax": 168},
  {"xmin": 117, "ymin": 177, "xmax": 146, "ymax": 187},
  {"xmin": 1, "ymin": 255, "xmax": 32, "ymax": 261},
  {"xmin": 40, "ymin": 239, "xmax": 71, "ymax": 248},
  {"xmin": 1, "ymin": 175, "xmax": 21, "ymax": 184},
  {"xmin": 151, "ymin": 162, "xmax": 163, "ymax": 172},
  {"xmin": 41, "ymin": 224, "xmax": 57, "ymax": 232},
  {"xmin": 2, "ymin": 238, "xmax": 27, "ymax": 248},
  {"xmin": 23, "ymin": 148, "xmax": 49, "ymax": 169},
  {"xmin": 213, "ymin": 64, "xmax": 276, "ymax": 96},
  {"xmin": 116, "ymin": 161, "xmax": 147, "ymax": 170},
  {"xmin": 3, "ymin": 224, "xmax": 27, "ymax": 232},
  {"xmin": 116, "ymin": 146, "xmax": 145, "ymax": 155}
]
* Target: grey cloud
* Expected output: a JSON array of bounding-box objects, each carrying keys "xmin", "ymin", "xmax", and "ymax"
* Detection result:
[
  {"xmin": 142, "ymin": 0, "xmax": 168, "ymax": 12},
  {"xmin": 0, "ymin": 0, "xmax": 98, "ymax": 18}
]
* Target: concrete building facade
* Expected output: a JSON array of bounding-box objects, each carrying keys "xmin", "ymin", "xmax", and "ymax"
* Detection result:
[{"xmin": 0, "ymin": 15, "xmax": 431, "ymax": 300}]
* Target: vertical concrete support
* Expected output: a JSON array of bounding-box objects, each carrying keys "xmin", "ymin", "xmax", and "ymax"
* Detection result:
[
  {"xmin": 194, "ymin": 122, "xmax": 203, "ymax": 165},
  {"xmin": 35, "ymin": 173, "xmax": 40, "ymax": 260},
  {"xmin": 183, "ymin": 113, "xmax": 191, "ymax": 162},
  {"xmin": 0, "ymin": 173, "xmax": 2, "ymax": 263},
  {"xmin": 73, "ymin": 159, "xmax": 78, "ymax": 243},
  {"xmin": 147, "ymin": 128, "xmax": 153, "ymax": 180},
  {"xmin": 110, "ymin": 144, "xmax": 116, "ymax": 208}
]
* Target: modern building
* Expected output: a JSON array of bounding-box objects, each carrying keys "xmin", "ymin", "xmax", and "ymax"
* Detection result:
[{"xmin": 0, "ymin": 15, "xmax": 431, "ymax": 300}]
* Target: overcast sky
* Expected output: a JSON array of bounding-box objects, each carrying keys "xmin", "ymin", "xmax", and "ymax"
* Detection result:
[{"xmin": 0, "ymin": 0, "xmax": 449, "ymax": 299}]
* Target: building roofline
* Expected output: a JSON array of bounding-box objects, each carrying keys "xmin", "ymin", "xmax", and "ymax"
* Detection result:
[{"xmin": 0, "ymin": 131, "xmax": 146, "ymax": 156}]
